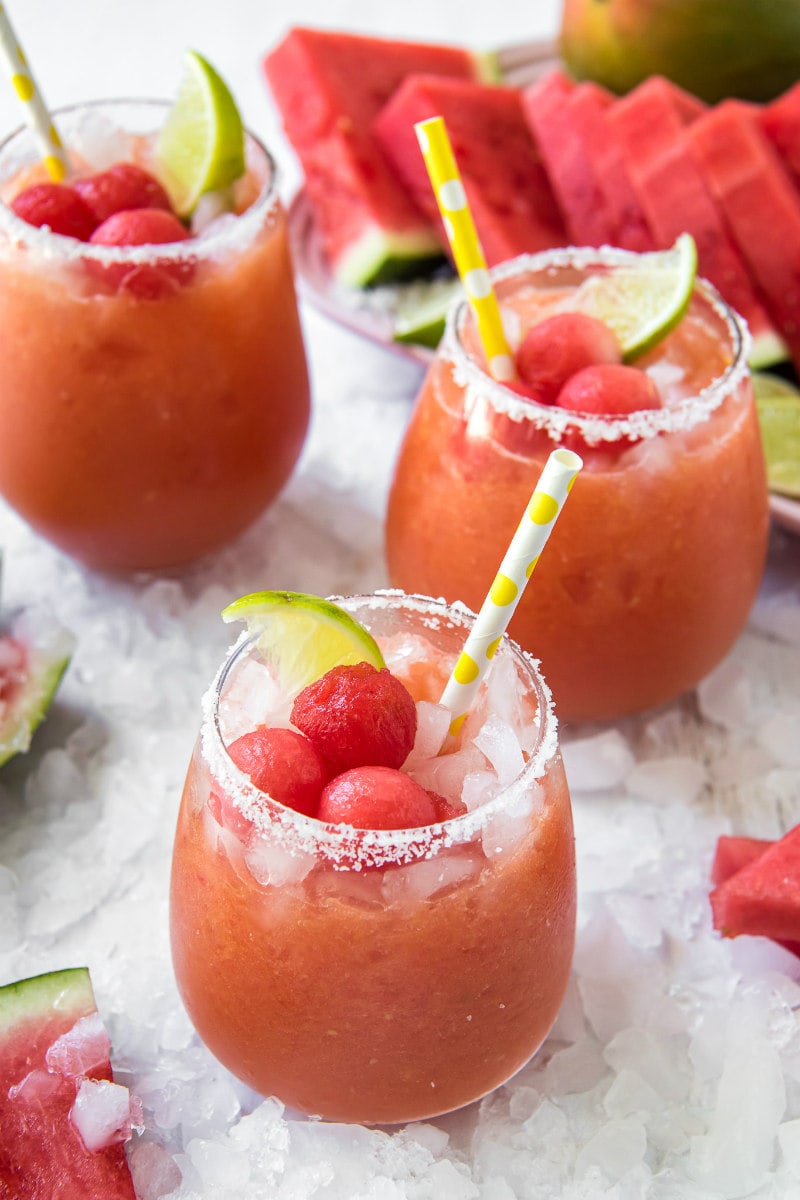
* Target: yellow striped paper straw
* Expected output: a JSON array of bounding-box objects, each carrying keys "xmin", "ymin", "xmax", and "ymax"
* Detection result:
[
  {"xmin": 415, "ymin": 115, "xmax": 515, "ymax": 383},
  {"xmin": 0, "ymin": 5, "xmax": 68, "ymax": 181},
  {"xmin": 440, "ymin": 447, "xmax": 582, "ymax": 736}
]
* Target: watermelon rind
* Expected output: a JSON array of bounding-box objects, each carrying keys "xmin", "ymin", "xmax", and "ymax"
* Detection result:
[
  {"xmin": 749, "ymin": 326, "xmax": 790, "ymax": 370},
  {"xmin": 0, "ymin": 608, "xmax": 75, "ymax": 768},
  {"xmin": 336, "ymin": 225, "xmax": 446, "ymax": 290},
  {"xmin": 0, "ymin": 966, "xmax": 94, "ymax": 1036}
]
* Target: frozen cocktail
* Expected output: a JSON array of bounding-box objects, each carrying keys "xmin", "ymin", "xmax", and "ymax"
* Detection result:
[{"xmin": 170, "ymin": 590, "xmax": 576, "ymax": 1125}]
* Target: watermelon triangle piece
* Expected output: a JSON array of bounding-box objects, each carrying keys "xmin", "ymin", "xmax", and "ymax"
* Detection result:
[
  {"xmin": 711, "ymin": 834, "xmax": 775, "ymax": 885},
  {"xmin": 263, "ymin": 27, "xmax": 485, "ymax": 287},
  {"xmin": 0, "ymin": 967, "xmax": 137, "ymax": 1199},
  {"xmin": 373, "ymin": 73, "xmax": 567, "ymax": 269},
  {"xmin": 520, "ymin": 69, "xmax": 614, "ymax": 248},
  {"xmin": 710, "ymin": 824, "xmax": 800, "ymax": 945},
  {"xmin": 606, "ymin": 76, "xmax": 779, "ymax": 357},
  {"xmin": 759, "ymin": 81, "xmax": 800, "ymax": 192}
]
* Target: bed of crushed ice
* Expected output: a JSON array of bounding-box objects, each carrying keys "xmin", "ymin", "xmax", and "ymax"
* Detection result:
[{"xmin": 1, "ymin": 314, "xmax": 799, "ymax": 1200}]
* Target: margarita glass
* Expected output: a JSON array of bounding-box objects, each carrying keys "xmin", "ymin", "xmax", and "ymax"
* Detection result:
[
  {"xmin": 0, "ymin": 100, "xmax": 310, "ymax": 571},
  {"xmin": 170, "ymin": 591, "xmax": 576, "ymax": 1125},
  {"xmin": 386, "ymin": 248, "xmax": 769, "ymax": 722}
]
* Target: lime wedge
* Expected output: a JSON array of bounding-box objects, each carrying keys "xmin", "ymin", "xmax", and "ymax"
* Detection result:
[
  {"xmin": 752, "ymin": 371, "xmax": 800, "ymax": 498},
  {"xmin": 570, "ymin": 233, "xmax": 698, "ymax": 362},
  {"xmin": 393, "ymin": 278, "xmax": 463, "ymax": 349},
  {"xmin": 155, "ymin": 49, "xmax": 245, "ymax": 218},
  {"xmin": 221, "ymin": 590, "xmax": 386, "ymax": 698}
]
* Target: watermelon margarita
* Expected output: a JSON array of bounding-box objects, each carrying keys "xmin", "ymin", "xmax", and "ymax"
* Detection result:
[
  {"xmin": 386, "ymin": 248, "xmax": 769, "ymax": 722},
  {"xmin": 170, "ymin": 591, "xmax": 576, "ymax": 1125},
  {"xmin": 0, "ymin": 101, "xmax": 309, "ymax": 571}
]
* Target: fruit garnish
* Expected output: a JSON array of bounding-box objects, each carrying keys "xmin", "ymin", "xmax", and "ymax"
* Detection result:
[
  {"xmin": 89, "ymin": 208, "xmax": 191, "ymax": 248},
  {"xmin": 291, "ymin": 662, "xmax": 417, "ymax": 775},
  {"xmin": 155, "ymin": 49, "xmax": 246, "ymax": 218},
  {"xmin": 87, "ymin": 209, "xmax": 194, "ymax": 299},
  {"xmin": 556, "ymin": 362, "xmax": 662, "ymax": 415},
  {"xmin": 318, "ymin": 765, "xmax": 439, "ymax": 830},
  {"xmin": 0, "ymin": 610, "xmax": 74, "ymax": 768},
  {"xmin": 514, "ymin": 311, "xmax": 622, "ymax": 403},
  {"xmin": 752, "ymin": 371, "xmax": 800, "ymax": 498},
  {"xmin": 227, "ymin": 726, "xmax": 328, "ymax": 818},
  {"xmin": 392, "ymin": 277, "xmax": 463, "ymax": 349},
  {"xmin": 221, "ymin": 590, "xmax": 386, "ymax": 699},
  {"xmin": 569, "ymin": 233, "xmax": 698, "ymax": 362},
  {"xmin": 11, "ymin": 182, "xmax": 98, "ymax": 241},
  {"xmin": 74, "ymin": 162, "xmax": 173, "ymax": 223}
]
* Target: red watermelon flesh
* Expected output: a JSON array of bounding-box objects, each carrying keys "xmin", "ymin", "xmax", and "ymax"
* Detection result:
[
  {"xmin": 0, "ymin": 967, "xmax": 137, "ymax": 1199},
  {"xmin": 520, "ymin": 69, "xmax": 613, "ymax": 248},
  {"xmin": 686, "ymin": 100, "xmax": 800, "ymax": 371},
  {"xmin": 607, "ymin": 77, "xmax": 776, "ymax": 348},
  {"xmin": 566, "ymin": 82, "xmax": 656, "ymax": 252},
  {"xmin": 711, "ymin": 834, "xmax": 775, "ymax": 885},
  {"xmin": 373, "ymin": 73, "xmax": 567, "ymax": 268},
  {"xmin": 263, "ymin": 27, "xmax": 483, "ymax": 287},
  {"xmin": 759, "ymin": 82, "xmax": 800, "ymax": 191},
  {"xmin": 710, "ymin": 824, "xmax": 800, "ymax": 945}
]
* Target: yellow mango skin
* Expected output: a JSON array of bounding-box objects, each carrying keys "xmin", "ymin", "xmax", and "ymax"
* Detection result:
[{"xmin": 560, "ymin": 0, "xmax": 800, "ymax": 103}]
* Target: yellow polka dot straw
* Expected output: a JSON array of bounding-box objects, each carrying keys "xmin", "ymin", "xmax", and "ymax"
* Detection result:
[
  {"xmin": 0, "ymin": 4, "xmax": 68, "ymax": 181},
  {"xmin": 415, "ymin": 115, "xmax": 515, "ymax": 383},
  {"xmin": 439, "ymin": 447, "xmax": 583, "ymax": 736}
]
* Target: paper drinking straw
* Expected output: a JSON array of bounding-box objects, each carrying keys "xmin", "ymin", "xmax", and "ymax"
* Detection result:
[
  {"xmin": 415, "ymin": 115, "xmax": 515, "ymax": 383},
  {"xmin": 440, "ymin": 447, "xmax": 583, "ymax": 735},
  {"xmin": 0, "ymin": 5, "xmax": 68, "ymax": 181}
]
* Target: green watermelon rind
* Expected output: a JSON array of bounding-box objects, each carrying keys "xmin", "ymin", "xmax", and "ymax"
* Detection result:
[
  {"xmin": 336, "ymin": 225, "xmax": 447, "ymax": 290},
  {"xmin": 750, "ymin": 326, "xmax": 790, "ymax": 370},
  {"xmin": 0, "ymin": 966, "xmax": 94, "ymax": 1036},
  {"xmin": 0, "ymin": 618, "xmax": 75, "ymax": 768}
]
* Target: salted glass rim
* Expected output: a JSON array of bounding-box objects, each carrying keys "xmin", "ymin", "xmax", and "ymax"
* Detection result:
[
  {"xmin": 0, "ymin": 97, "xmax": 280, "ymax": 264},
  {"xmin": 442, "ymin": 245, "xmax": 753, "ymax": 445},
  {"xmin": 200, "ymin": 589, "xmax": 561, "ymax": 870}
]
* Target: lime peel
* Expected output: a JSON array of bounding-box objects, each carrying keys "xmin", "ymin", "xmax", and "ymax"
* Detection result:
[
  {"xmin": 752, "ymin": 371, "xmax": 800, "ymax": 498},
  {"xmin": 155, "ymin": 49, "xmax": 246, "ymax": 218},
  {"xmin": 569, "ymin": 233, "xmax": 698, "ymax": 362},
  {"xmin": 221, "ymin": 590, "xmax": 386, "ymax": 698}
]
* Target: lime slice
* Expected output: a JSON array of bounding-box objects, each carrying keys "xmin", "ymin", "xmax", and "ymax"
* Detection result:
[
  {"xmin": 753, "ymin": 371, "xmax": 800, "ymax": 498},
  {"xmin": 155, "ymin": 49, "xmax": 245, "ymax": 217},
  {"xmin": 393, "ymin": 278, "xmax": 463, "ymax": 349},
  {"xmin": 570, "ymin": 233, "xmax": 698, "ymax": 362},
  {"xmin": 221, "ymin": 590, "xmax": 386, "ymax": 698}
]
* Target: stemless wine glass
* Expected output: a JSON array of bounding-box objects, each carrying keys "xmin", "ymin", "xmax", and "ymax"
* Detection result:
[
  {"xmin": 170, "ymin": 591, "xmax": 576, "ymax": 1125},
  {"xmin": 0, "ymin": 100, "xmax": 310, "ymax": 571},
  {"xmin": 387, "ymin": 248, "xmax": 770, "ymax": 722}
]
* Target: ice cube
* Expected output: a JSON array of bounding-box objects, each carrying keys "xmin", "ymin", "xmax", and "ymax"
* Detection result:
[
  {"xmin": 70, "ymin": 1078, "xmax": 134, "ymax": 1152},
  {"xmin": 217, "ymin": 657, "xmax": 290, "ymax": 742},
  {"xmin": 756, "ymin": 710, "xmax": 800, "ymax": 767},
  {"xmin": 574, "ymin": 1115, "xmax": 647, "ymax": 1180},
  {"xmin": 382, "ymin": 847, "xmax": 482, "ymax": 906},
  {"xmin": 561, "ymin": 729, "xmax": 635, "ymax": 793},
  {"xmin": 46, "ymin": 1012, "xmax": 110, "ymax": 1079},
  {"xmin": 243, "ymin": 837, "xmax": 315, "ymax": 888},
  {"xmin": 404, "ymin": 700, "xmax": 450, "ymax": 766},
  {"xmin": 625, "ymin": 756, "xmax": 707, "ymax": 805},
  {"xmin": 697, "ymin": 658, "xmax": 752, "ymax": 729},
  {"xmin": 474, "ymin": 714, "xmax": 525, "ymax": 786},
  {"xmin": 129, "ymin": 1141, "xmax": 183, "ymax": 1200}
]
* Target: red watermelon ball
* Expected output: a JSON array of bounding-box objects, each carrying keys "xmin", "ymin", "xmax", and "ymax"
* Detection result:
[
  {"xmin": 87, "ymin": 208, "xmax": 194, "ymax": 298},
  {"xmin": 514, "ymin": 312, "xmax": 622, "ymax": 404},
  {"xmin": 556, "ymin": 362, "xmax": 662, "ymax": 415},
  {"xmin": 318, "ymin": 765, "xmax": 438, "ymax": 830},
  {"xmin": 11, "ymin": 182, "xmax": 98, "ymax": 241},
  {"xmin": 290, "ymin": 662, "xmax": 418, "ymax": 775},
  {"xmin": 227, "ymin": 726, "xmax": 328, "ymax": 818},
  {"xmin": 74, "ymin": 162, "xmax": 173, "ymax": 223}
]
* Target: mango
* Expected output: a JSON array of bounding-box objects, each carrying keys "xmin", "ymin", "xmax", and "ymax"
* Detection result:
[{"xmin": 560, "ymin": 0, "xmax": 800, "ymax": 103}]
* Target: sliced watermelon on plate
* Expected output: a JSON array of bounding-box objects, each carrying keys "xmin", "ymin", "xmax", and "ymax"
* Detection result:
[
  {"xmin": 759, "ymin": 81, "xmax": 800, "ymax": 191},
  {"xmin": 373, "ymin": 72, "xmax": 567, "ymax": 268},
  {"xmin": 0, "ymin": 967, "xmax": 137, "ymax": 1198},
  {"xmin": 710, "ymin": 824, "xmax": 800, "ymax": 946},
  {"xmin": 263, "ymin": 27, "xmax": 486, "ymax": 288}
]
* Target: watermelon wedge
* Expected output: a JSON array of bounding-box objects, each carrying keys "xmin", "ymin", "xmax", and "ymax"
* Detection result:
[
  {"xmin": 263, "ymin": 28, "xmax": 487, "ymax": 287},
  {"xmin": 0, "ymin": 967, "xmax": 137, "ymax": 1198},
  {"xmin": 710, "ymin": 824, "xmax": 800, "ymax": 945},
  {"xmin": 373, "ymin": 73, "xmax": 567, "ymax": 268},
  {"xmin": 0, "ymin": 607, "xmax": 74, "ymax": 767},
  {"xmin": 685, "ymin": 100, "xmax": 800, "ymax": 372},
  {"xmin": 520, "ymin": 70, "xmax": 612, "ymax": 248},
  {"xmin": 606, "ymin": 76, "xmax": 781, "ymax": 363},
  {"xmin": 759, "ymin": 82, "xmax": 800, "ymax": 191},
  {"xmin": 711, "ymin": 834, "xmax": 775, "ymax": 885}
]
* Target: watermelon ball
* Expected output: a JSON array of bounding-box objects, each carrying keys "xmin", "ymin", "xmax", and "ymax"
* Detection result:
[
  {"xmin": 318, "ymin": 765, "xmax": 439, "ymax": 830},
  {"xmin": 291, "ymin": 662, "xmax": 417, "ymax": 775},
  {"xmin": 514, "ymin": 312, "xmax": 622, "ymax": 404},
  {"xmin": 74, "ymin": 162, "xmax": 173, "ymax": 224},
  {"xmin": 10, "ymin": 182, "xmax": 98, "ymax": 241},
  {"xmin": 556, "ymin": 362, "xmax": 663, "ymax": 415},
  {"xmin": 87, "ymin": 207, "xmax": 194, "ymax": 298},
  {"xmin": 227, "ymin": 726, "xmax": 328, "ymax": 818}
]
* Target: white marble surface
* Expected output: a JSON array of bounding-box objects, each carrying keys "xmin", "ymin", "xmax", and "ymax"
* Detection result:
[{"xmin": 1, "ymin": 3, "xmax": 800, "ymax": 1198}]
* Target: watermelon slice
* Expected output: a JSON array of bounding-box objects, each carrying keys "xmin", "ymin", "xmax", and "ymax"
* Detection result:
[
  {"xmin": 759, "ymin": 82, "xmax": 800, "ymax": 191},
  {"xmin": 710, "ymin": 824, "xmax": 800, "ymax": 945},
  {"xmin": 0, "ymin": 967, "xmax": 137, "ymax": 1198},
  {"xmin": 606, "ymin": 76, "xmax": 782, "ymax": 365},
  {"xmin": 685, "ymin": 100, "xmax": 800, "ymax": 372},
  {"xmin": 0, "ymin": 607, "xmax": 74, "ymax": 767},
  {"xmin": 520, "ymin": 70, "xmax": 612, "ymax": 248},
  {"xmin": 373, "ymin": 73, "xmax": 567, "ymax": 268},
  {"xmin": 263, "ymin": 27, "xmax": 487, "ymax": 287},
  {"xmin": 711, "ymin": 834, "xmax": 775, "ymax": 885}
]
